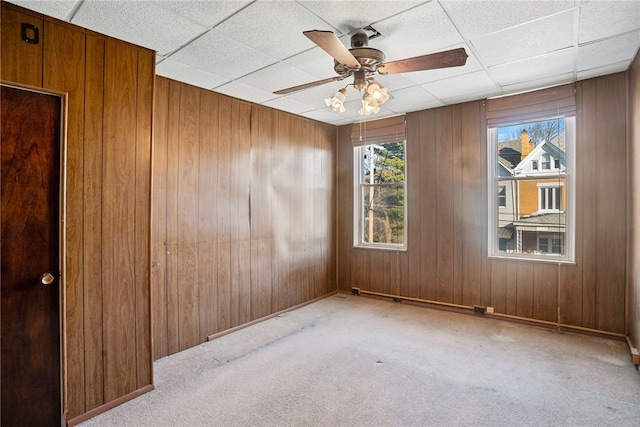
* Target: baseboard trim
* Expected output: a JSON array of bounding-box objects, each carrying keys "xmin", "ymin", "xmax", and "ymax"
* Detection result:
[
  {"xmin": 207, "ymin": 291, "xmax": 338, "ymax": 342},
  {"xmin": 626, "ymin": 336, "xmax": 640, "ymax": 366},
  {"xmin": 66, "ymin": 384, "xmax": 154, "ymax": 426},
  {"xmin": 355, "ymin": 289, "xmax": 627, "ymax": 341}
]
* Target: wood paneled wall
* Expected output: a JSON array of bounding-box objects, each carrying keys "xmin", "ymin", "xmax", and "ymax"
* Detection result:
[
  {"xmin": 629, "ymin": 51, "xmax": 640, "ymax": 354},
  {"xmin": 337, "ymin": 73, "xmax": 629, "ymax": 335},
  {"xmin": 1, "ymin": 2, "xmax": 154, "ymax": 421},
  {"xmin": 152, "ymin": 77, "xmax": 336, "ymax": 360}
]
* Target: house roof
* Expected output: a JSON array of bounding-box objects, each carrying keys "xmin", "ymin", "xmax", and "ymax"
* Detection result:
[{"xmin": 513, "ymin": 212, "xmax": 566, "ymax": 227}]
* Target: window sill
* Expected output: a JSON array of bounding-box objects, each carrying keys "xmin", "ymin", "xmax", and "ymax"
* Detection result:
[
  {"xmin": 489, "ymin": 253, "xmax": 575, "ymax": 265},
  {"xmin": 354, "ymin": 244, "xmax": 407, "ymax": 252}
]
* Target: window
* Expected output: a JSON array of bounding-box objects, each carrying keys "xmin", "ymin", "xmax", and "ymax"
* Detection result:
[
  {"xmin": 538, "ymin": 234, "xmax": 563, "ymax": 254},
  {"xmin": 538, "ymin": 184, "xmax": 563, "ymax": 212},
  {"xmin": 354, "ymin": 141, "xmax": 406, "ymax": 249},
  {"xmin": 487, "ymin": 83, "xmax": 575, "ymax": 263},
  {"xmin": 498, "ymin": 185, "xmax": 506, "ymax": 207}
]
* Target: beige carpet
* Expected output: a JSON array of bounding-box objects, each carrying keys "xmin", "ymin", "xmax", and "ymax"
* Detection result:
[{"xmin": 80, "ymin": 294, "xmax": 640, "ymax": 426}]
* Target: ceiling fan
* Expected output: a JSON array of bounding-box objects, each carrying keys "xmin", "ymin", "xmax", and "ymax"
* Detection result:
[{"xmin": 273, "ymin": 29, "xmax": 468, "ymax": 98}]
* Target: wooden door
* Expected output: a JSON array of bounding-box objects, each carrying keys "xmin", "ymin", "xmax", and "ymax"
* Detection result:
[{"xmin": 1, "ymin": 85, "xmax": 62, "ymax": 426}]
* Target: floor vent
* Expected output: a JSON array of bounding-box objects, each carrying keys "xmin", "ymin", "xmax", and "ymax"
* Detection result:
[{"xmin": 332, "ymin": 294, "xmax": 351, "ymax": 301}]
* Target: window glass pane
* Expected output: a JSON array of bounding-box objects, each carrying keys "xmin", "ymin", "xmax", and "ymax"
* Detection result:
[
  {"xmin": 361, "ymin": 184, "xmax": 404, "ymax": 244},
  {"xmin": 355, "ymin": 140, "xmax": 406, "ymax": 249},
  {"xmin": 492, "ymin": 117, "xmax": 572, "ymax": 261}
]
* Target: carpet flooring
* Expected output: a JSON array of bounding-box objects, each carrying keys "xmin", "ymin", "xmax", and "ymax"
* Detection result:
[{"xmin": 79, "ymin": 293, "xmax": 640, "ymax": 426}]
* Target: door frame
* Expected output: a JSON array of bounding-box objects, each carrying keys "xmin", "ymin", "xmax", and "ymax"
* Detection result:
[{"xmin": 1, "ymin": 81, "xmax": 68, "ymax": 426}]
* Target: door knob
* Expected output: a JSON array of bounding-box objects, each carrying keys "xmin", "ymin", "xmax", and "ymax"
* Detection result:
[{"xmin": 40, "ymin": 273, "xmax": 55, "ymax": 285}]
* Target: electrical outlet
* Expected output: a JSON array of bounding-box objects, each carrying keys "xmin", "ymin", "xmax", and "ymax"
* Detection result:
[{"xmin": 487, "ymin": 306, "xmax": 494, "ymax": 314}]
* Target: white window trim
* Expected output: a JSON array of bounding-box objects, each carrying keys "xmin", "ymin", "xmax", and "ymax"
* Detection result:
[
  {"xmin": 353, "ymin": 142, "xmax": 408, "ymax": 251},
  {"xmin": 488, "ymin": 116, "xmax": 575, "ymax": 264}
]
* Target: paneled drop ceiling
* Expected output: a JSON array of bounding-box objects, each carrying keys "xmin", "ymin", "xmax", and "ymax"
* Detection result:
[{"xmin": 11, "ymin": 0, "xmax": 640, "ymax": 126}]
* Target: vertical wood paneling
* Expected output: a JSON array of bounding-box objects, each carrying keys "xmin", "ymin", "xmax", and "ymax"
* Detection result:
[
  {"xmin": 578, "ymin": 79, "xmax": 598, "ymax": 329},
  {"xmin": 165, "ymin": 81, "xmax": 181, "ymax": 354},
  {"xmin": 460, "ymin": 102, "xmax": 483, "ymax": 307},
  {"xmin": 452, "ymin": 105, "xmax": 464, "ymax": 304},
  {"xmin": 2, "ymin": 3, "xmax": 154, "ymax": 420},
  {"xmin": 435, "ymin": 107, "xmax": 454, "ymax": 303},
  {"xmin": 134, "ymin": 49, "xmax": 153, "ymax": 389},
  {"xmin": 152, "ymin": 77, "xmax": 169, "ymax": 359},
  {"xmin": 274, "ymin": 113, "xmax": 291, "ymax": 309},
  {"xmin": 237, "ymin": 101, "xmax": 252, "ymax": 326},
  {"xmin": 404, "ymin": 113, "xmax": 421, "ymax": 299},
  {"xmin": 533, "ymin": 263, "xmax": 557, "ymax": 322},
  {"xmin": 595, "ymin": 75, "xmax": 627, "ymax": 333},
  {"xmin": 177, "ymin": 84, "xmax": 200, "ymax": 350},
  {"xmin": 42, "ymin": 19, "xmax": 87, "ymax": 417},
  {"xmin": 490, "ymin": 260, "xmax": 507, "ymax": 313},
  {"xmin": 197, "ymin": 90, "xmax": 219, "ymax": 341},
  {"xmin": 152, "ymin": 79, "xmax": 336, "ymax": 359},
  {"xmin": 418, "ymin": 110, "xmax": 438, "ymax": 301},
  {"xmin": 102, "ymin": 38, "xmax": 138, "ymax": 402},
  {"xmin": 0, "ymin": 7, "xmax": 43, "ymax": 86},
  {"xmin": 217, "ymin": 95, "xmax": 232, "ymax": 332},
  {"xmin": 336, "ymin": 125, "xmax": 353, "ymax": 292},
  {"xmin": 515, "ymin": 262, "xmax": 534, "ymax": 318},
  {"xmin": 337, "ymin": 74, "xmax": 627, "ymax": 335},
  {"xmin": 82, "ymin": 32, "xmax": 105, "ymax": 411}
]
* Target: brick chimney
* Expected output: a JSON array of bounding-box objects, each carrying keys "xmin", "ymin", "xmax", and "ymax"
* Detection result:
[{"xmin": 520, "ymin": 129, "xmax": 533, "ymax": 160}]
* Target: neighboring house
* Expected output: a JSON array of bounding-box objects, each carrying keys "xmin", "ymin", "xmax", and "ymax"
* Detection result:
[
  {"xmin": 498, "ymin": 129, "xmax": 567, "ymax": 255},
  {"xmin": 497, "ymin": 156, "xmax": 518, "ymax": 252}
]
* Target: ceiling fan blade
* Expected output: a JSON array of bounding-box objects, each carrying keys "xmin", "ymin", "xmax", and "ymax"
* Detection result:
[
  {"xmin": 303, "ymin": 30, "xmax": 360, "ymax": 69},
  {"xmin": 273, "ymin": 75, "xmax": 348, "ymax": 95},
  {"xmin": 377, "ymin": 47, "xmax": 468, "ymax": 74}
]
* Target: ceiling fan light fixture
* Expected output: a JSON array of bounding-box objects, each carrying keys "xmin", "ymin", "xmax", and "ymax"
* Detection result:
[
  {"xmin": 359, "ymin": 98, "xmax": 380, "ymax": 116},
  {"xmin": 325, "ymin": 88, "xmax": 347, "ymax": 112},
  {"xmin": 364, "ymin": 81, "xmax": 389, "ymax": 107}
]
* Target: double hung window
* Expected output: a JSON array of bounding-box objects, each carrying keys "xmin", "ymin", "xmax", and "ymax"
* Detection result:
[
  {"xmin": 352, "ymin": 116, "xmax": 407, "ymax": 250},
  {"xmin": 487, "ymin": 84, "xmax": 575, "ymax": 262}
]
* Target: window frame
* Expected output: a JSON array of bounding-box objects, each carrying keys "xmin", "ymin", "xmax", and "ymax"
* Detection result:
[
  {"xmin": 488, "ymin": 116, "xmax": 575, "ymax": 264},
  {"xmin": 353, "ymin": 140, "xmax": 408, "ymax": 251}
]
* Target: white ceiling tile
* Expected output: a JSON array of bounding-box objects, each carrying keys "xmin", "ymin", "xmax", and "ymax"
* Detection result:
[
  {"xmin": 441, "ymin": 0, "xmax": 575, "ymax": 39},
  {"xmin": 11, "ymin": 0, "xmax": 640, "ymax": 126},
  {"xmin": 72, "ymin": 1, "xmax": 207, "ymax": 54},
  {"xmin": 577, "ymin": 60, "xmax": 632, "ymax": 81},
  {"xmin": 214, "ymin": 81, "xmax": 277, "ymax": 104},
  {"xmin": 488, "ymin": 48, "xmax": 575, "ymax": 86},
  {"xmin": 421, "ymin": 70, "xmax": 498, "ymax": 100},
  {"xmin": 237, "ymin": 62, "xmax": 321, "ymax": 95},
  {"xmin": 500, "ymin": 72, "xmax": 575, "ymax": 96},
  {"xmin": 471, "ymin": 9, "xmax": 575, "ymax": 67},
  {"xmin": 170, "ymin": 29, "xmax": 278, "ymax": 80},
  {"xmin": 373, "ymin": 73, "xmax": 417, "ymax": 92},
  {"xmin": 10, "ymin": 0, "xmax": 78, "ymax": 20},
  {"xmin": 156, "ymin": 58, "xmax": 230, "ymax": 90},
  {"xmin": 298, "ymin": 1, "xmax": 424, "ymax": 34},
  {"xmin": 372, "ymin": 2, "xmax": 465, "ymax": 61},
  {"xmin": 577, "ymin": 31, "xmax": 640, "ymax": 71},
  {"xmin": 382, "ymin": 86, "xmax": 442, "ymax": 111},
  {"xmin": 213, "ymin": 1, "xmax": 331, "ymax": 60},
  {"xmin": 262, "ymin": 97, "xmax": 315, "ymax": 115},
  {"xmin": 157, "ymin": 0, "xmax": 252, "ymax": 28},
  {"xmin": 299, "ymin": 107, "xmax": 349, "ymax": 123},
  {"xmin": 578, "ymin": 0, "xmax": 640, "ymax": 44},
  {"xmin": 281, "ymin": 48, "xmax": 342, "ymax": 80}
]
